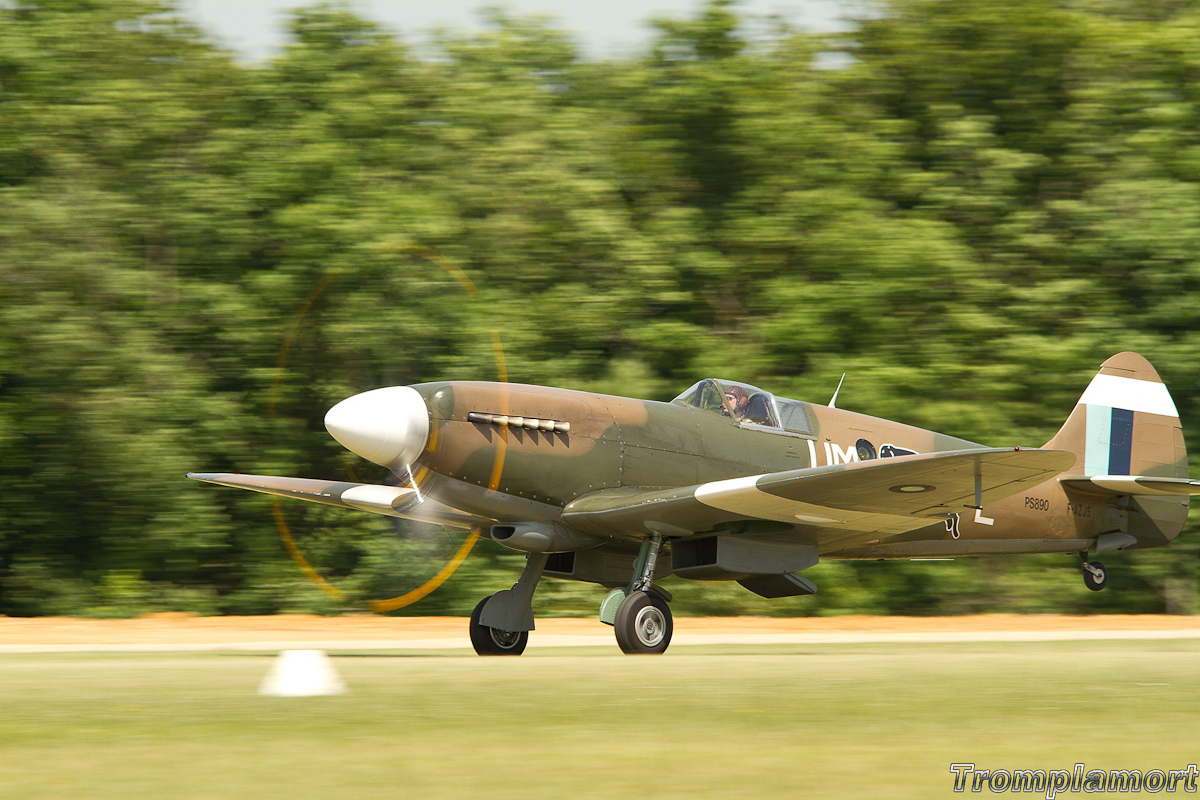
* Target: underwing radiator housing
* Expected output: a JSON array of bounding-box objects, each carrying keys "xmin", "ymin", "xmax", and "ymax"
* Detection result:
[
  {"xmin": 671, "ymin": 535, "xmax": 818, "ymax": 581},
  {"xmin": 738, "ymin": 572, "xmax": 818, "ymax": 598}
]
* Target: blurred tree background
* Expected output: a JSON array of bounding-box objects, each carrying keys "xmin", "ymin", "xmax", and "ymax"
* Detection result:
[{"xmin": 3, "ymin": 0, "xmax": 1200, "ymax": 618}]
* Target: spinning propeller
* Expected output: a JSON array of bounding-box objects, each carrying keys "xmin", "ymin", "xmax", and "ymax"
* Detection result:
[{"xmin": 267, "ymin": 247, "xmax": 509, "ymax": 612}]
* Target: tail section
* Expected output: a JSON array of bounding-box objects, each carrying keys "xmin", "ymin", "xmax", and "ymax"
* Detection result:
[
  {"xmin": 1045, "ymin": 352, "xmax": 1186, "ymax": 479},
  {"xmin": 1046, "ymin": 352, "xmax": 1189, "ymax": 547}
]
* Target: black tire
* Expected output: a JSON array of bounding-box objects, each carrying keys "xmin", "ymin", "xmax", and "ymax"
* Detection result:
[
  {"xmin": 614, "ymin": 591, "xmax": 673, "ymax": 655},
  {"xmin": 1083, "ymin": 560, "xmax": 1108, "ymax": 592},
  {"xmin": 469, "ymin": 596, "xmax": 529, "ymax": 656}
]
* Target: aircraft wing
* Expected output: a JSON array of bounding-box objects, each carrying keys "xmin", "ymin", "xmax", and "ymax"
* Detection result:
[
  {"xmin": 562, "ymin": 447, "xmax": 1075, "ymax": 551},
  {"xmin": 186, "ymin": 473, "xmax": 492, "ymax": 530}
]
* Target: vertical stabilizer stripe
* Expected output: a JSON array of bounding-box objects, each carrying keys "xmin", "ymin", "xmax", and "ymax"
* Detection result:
[
  {"xmin": 1108, "ymin": 408, "xmax": 1134, "ymax": 476},
  {"xmin": 1084, "ymin": 404, "xmax": 1111, "ymax": 477},
  {"xmin": 1078, "ymin": 374, "xmax": 1177, "ymax": 417}
]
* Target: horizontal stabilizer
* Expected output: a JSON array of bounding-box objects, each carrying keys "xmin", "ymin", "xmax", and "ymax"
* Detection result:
[
  {"xmin": 1060, "ymin": 475, "xmax": 1200, "ymax": 497},
  {"xmin": 186, "ymin": 473, "xmax": 490, "ymax": 530}
]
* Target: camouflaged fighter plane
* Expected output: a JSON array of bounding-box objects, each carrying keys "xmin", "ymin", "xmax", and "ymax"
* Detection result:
[{"xmin": 189, "ymin": 352, "xmax": 1199, "ymax": 655}]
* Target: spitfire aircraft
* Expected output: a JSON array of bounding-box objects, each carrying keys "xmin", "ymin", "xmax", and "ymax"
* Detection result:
[{"xmin": 189, "ymin": 352, "xmax": 1198, "ymax": 655}]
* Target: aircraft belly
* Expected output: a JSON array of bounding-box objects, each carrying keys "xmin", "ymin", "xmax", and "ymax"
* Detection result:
[{"xmin": 832, "ymin": 539, "xmax": 1098, "ymax": 558}]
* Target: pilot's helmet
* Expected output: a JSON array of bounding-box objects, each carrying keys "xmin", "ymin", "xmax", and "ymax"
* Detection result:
[{"xmin": 724, "ymin": 385, "xmax": 748, "ymax": 410}]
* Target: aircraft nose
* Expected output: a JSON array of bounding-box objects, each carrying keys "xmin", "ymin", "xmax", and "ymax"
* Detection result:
[{"xmin": 323, "ymin": 386, "xmax": 430, "ymax": 468}]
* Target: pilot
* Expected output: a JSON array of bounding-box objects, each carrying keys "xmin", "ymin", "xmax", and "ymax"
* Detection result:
[{"xmin": 723, "ymin": 386, "xmax": 749, "ymax": 420}]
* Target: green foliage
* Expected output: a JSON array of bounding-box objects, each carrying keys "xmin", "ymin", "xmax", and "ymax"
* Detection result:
[{"xmin": 2, "ymin": 0, "xmax": 1199, "ymax": 617}]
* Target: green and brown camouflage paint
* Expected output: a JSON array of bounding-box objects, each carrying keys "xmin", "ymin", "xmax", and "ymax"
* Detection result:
[
  {"xmin": 408, "ymin": 352, "xmax": 1188, "ymax": 576},
  {"xmin": 408, "ymin": 352, "xmax": 1185, "ymax": 573}
]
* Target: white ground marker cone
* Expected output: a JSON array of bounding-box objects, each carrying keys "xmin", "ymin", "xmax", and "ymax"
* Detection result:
[{"xmin": 258, "ymin": 649, "xmax": 347, "ymax": 697}]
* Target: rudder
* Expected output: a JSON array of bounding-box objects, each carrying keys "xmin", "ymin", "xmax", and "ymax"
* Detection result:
[{"xmin": 1045, "ymin": 352, "xmax": 1186, "ymax": 479}]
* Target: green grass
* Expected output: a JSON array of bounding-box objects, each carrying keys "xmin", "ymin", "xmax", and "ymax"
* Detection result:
[{"xmin": 2, "ymin": 641, "xmax": 1199, "ymax": 799}]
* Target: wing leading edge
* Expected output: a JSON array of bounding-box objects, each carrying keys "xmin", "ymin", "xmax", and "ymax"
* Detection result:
[
  {"xmin": 563, "ymin": 447, "xmax": 1076, "ymax": 549},
  {"xmin": 186, "ymin": 473, "xmax": 491, "ymax": 530}
]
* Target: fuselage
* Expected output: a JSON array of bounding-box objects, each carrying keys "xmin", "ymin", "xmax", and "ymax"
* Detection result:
[
  {"xmin": 398, "ymin": 380, "xmax": 1187, "ymax": 557},
  {"xmin": 411, "ymin": 380, "xmax": 970, "ymax": 501}
]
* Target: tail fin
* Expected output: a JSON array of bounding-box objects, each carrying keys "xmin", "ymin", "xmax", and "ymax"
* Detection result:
[{"xmin": 1045, "ymin": 352, "xmax": 1186, "ymax": 479}]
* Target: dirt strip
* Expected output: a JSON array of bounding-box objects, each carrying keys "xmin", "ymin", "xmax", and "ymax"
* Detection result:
[{"xmin": 2, "ymin": 613, "xmax": 1199, "ymax": 648}]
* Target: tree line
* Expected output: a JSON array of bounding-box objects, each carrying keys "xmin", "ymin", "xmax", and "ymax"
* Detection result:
[{"xmin": 2, "ymin": 0, "xmax": 1199, "ymax": 617}]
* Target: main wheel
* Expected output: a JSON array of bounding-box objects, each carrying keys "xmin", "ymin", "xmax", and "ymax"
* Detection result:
[
  {"xmin": 469, "ymin": 596, "xmax": 529, "ymax": 656},
  {"xmin": 614, "ymin": 590, "xmax": 673, "ymax": 655},
  {"xmin": 1083, "ymin": 560, "xmax": 1108, "ymax": 592}
]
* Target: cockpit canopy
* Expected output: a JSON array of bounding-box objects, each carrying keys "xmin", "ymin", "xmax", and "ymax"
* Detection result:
[{"xmin": 671, "ymin": 379, "xmax": 812, "ymax": 434}]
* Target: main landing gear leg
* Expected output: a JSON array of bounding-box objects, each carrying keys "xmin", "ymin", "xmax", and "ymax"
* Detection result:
[
  {"xmin": 470, "ymin": 552, "xmax": 549, "ymax": 656},
  {"xmin": 614, "ymin": 534, "xmax": 674, "ymax": 655},
  {"xmin": 1080, "ymin": 551, "xmax": 1109, "ymax": 592}
]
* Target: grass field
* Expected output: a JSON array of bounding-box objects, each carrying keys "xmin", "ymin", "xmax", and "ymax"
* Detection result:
[{"xmin": 2, "ymin": 640, "xmax": 1198, "ymax": 799}]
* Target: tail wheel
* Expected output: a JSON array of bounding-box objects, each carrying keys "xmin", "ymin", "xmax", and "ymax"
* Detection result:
[
  {"xmin": 614, "ymin": 590, "xmax": 673, "ymax": 655},
  {"xmin": 1083, "ymin": 560, "xmax": 1108, "ymax": 592},
  {"xmin": 469, "ymin": 596, "xmax": 529, "ymax": 656}
]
